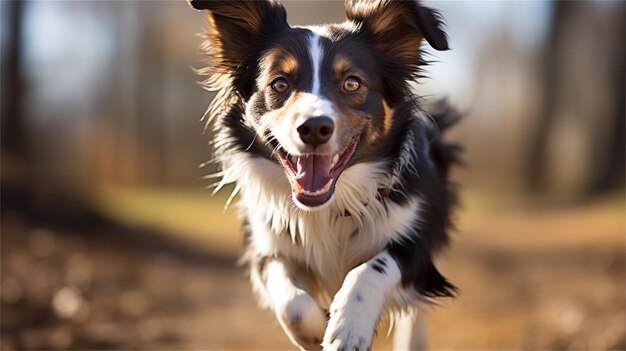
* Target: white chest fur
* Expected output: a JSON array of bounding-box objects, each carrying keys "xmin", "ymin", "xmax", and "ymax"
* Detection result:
[{"xmin": 220, "ymin": 152, "xmax": 420, "ymax": 295}]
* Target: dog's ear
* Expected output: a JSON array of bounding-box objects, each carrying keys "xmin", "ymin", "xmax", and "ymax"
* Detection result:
[
  {"xmin": 345, "ymin": 0, "xmax": 448, "ymax": 70},
  {"xmin": 189, "ymin": 0, "xmax": 288, "ymax": 80}
]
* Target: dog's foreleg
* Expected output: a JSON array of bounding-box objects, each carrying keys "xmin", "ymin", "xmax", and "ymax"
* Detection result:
[
  {"xmin": 261, "ymin": 258, "xmax": 327, "ymax": 350},
  {"xmin": 322, "ymin": 251, "xmax": 401, "ymax": 351}
]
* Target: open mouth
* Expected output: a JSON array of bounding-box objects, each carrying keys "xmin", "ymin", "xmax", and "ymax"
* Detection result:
[{"xmin": 273, "ymin": 134, "xmax": 360, "ymax": 208}]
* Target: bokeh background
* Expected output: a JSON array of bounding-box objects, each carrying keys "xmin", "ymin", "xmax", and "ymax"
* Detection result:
[{"xmin": 1, "ymin": 0, "xmax": 624, "ymax": 350}]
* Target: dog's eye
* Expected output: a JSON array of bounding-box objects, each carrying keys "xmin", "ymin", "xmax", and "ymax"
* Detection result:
[
  {"xmin": 271, "ymin": 78, "xmax": 289, "ymax": 93},
  {"xmin": 343, "ymin": 76, "xmax": 361, "ymax": 92}
]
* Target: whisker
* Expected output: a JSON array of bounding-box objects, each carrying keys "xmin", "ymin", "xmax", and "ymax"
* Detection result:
[{"xmin": 245, "ymin": 133, "xmax": 258, "ymax": 152}]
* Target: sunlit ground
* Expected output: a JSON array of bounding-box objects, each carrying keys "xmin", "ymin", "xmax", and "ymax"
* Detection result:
[
  {"xmin": 2, "ymin": 187, "xmax": 624, "ymax": 350},
  {"xmin": 94, "ymin": 186, "xmax": 241, "ymax": 253},
  {"xmin": 95, "ymin": 187, "xmax": 626, "ymax": 349}
]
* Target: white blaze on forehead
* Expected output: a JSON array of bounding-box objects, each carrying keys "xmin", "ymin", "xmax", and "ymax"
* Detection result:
[
  {"xmin": 307, "ymin": 29, "xmax": 324, "ymax": 96},
  {"xmin": 269, "ymin": 26, "xmax": 341, "ymax": 155},
  {"xmin": 307, "ymin": 25, "xmax": 329, "ymax": 37}
]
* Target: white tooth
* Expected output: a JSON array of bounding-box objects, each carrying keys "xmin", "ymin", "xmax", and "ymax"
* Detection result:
[
  {"xmin": 332, "ymin": 154, "xmax": 339, "ymax": 166},
  {"xmin": 321, "ymin": 178, "xmax": 333, "ymax": 193},
  {"xmin": 301, "ymin": 179, "xmax": 333, "ymax": 196}
]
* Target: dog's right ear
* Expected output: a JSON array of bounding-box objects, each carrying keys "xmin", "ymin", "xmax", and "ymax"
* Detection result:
[{"xmin": 189, "ymin": 0, "xmax": 288, "ymax": 76}]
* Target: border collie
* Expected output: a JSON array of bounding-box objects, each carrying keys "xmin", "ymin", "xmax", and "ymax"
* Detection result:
[{"xmin": 189, "ymin": 1, "xmax": 460, "ymax": 349}]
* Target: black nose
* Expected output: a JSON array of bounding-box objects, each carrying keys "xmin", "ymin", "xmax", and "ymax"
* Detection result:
[{"xmin": 297, "ymin": 117, "xmax": 334, "ymax": 146}]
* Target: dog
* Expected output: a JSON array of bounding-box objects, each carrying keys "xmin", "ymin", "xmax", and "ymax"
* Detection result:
[{"xmin": 189, "ymin": 1, "xmax": 460, "ymax": 350}]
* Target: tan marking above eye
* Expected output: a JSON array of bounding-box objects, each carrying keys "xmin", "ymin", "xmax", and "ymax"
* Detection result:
[
  {"xmin": 383, "ymin": 100, "xmax": 394, "ymax": 135},
  {"xmin": 271, "ymin": 77, "xmax": 289, "ymax": 93},
  {"xmin": 343, "ymin": 76, "xmax": 361, "ymax": 92},
  {"xmin": 279, "ymin": 55, "xmax": 298, "ymax": 75},
  {"xmin": 333, "ymin": 55, "xmax": 352, "ymax": 75}
]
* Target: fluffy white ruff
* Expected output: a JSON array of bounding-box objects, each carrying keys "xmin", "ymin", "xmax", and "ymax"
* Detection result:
[{"xmin": 217, "ymin": 148, "xmax": 420, "ymax": 291}]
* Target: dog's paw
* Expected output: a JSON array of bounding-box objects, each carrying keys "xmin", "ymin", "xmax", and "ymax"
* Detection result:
[
  {"xmin": 322, "ymin": 293, "xmax": 378, "ymax": 351},
  {"xmin": 322, "ymin": 303, "xmax": 375, "ymax": 351},
  {"xmin": 322, "ymin": 267, "xmax": 386, "ymax": 351},
  {"xmin": 322, "ymin": 326, "xmax": 372, "ymax": 351},
  {"xmin": 276, "ymin": 289, "xmax": 327, "ymax": 350}
]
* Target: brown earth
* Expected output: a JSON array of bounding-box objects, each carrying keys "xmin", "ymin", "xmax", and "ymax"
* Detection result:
[{"xmin": 1, "ymin": 196, "xmax": 624, "ymax": 350}]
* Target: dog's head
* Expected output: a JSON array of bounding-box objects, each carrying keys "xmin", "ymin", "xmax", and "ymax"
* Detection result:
[{"xmin": 190, "ymin": 0, "xmax": 448, "ymax": 209}]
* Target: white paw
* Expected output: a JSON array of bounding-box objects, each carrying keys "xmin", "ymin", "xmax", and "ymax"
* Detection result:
[
  {"xmin": 322, "ymin": 288, "xmax": 380, "ymax": 351},
  {"xmin": 277, "ymin": 289, "xmax": 327, "ymax": 350},
  {"xmin": 323, "ymin": 264, "xmax": 392, "ymax": 351},
  {"xmin": 323, "ymin": 326, "xmax": 372, "ymax": 351}
]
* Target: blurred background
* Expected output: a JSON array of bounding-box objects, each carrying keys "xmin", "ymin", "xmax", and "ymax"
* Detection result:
[{"xmin": 1, "ymin": 0, "xmax": 624, "ymax": 350}]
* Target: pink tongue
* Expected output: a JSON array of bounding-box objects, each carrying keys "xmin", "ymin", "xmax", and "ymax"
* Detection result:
[{"xmin": 295, "ymin": 155, "xmax": 333, "ymax": 192}]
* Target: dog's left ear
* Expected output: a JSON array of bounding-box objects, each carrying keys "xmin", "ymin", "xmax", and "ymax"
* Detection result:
[{"xmin": 345, "ymin": 0, "xmax": 448, "ymax": 70}]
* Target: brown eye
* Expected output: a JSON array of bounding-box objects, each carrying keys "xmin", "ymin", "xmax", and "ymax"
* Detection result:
[
  {"xmin": 343, "ymin": 76, "xmax": 361, "ymax": 92},
  {"xmin": 271, "ymin": 78, "xmax": 289, "ymax": 93}
]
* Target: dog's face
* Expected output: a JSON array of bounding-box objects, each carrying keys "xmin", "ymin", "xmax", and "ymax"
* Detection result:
[
  {"xmin": 251, "ymin": 27, "xmax": 390, "ymax": 208},
  {"xmin": 190, "ymin": 0, "xmax": 448, "ymax": 209}
]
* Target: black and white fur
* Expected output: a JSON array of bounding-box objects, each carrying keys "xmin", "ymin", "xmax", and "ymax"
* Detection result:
[{"xmin": 189, "ymin": 1, "xmax": 460, "ymax": 350}]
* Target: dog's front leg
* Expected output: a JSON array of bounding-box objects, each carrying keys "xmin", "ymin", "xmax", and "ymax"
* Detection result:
[
  {"xmin": 262, "ymin": 259, "xmax": 327, "ymax": 350},
  {"xmin": 322, "ymin": 251, "xmax": 400, "ymax": 351}
]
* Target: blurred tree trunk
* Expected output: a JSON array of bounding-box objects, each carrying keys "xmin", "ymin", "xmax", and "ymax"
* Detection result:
[
  {"xmin": 1, "ymin": 0, "xmax": 26, "ymax": 161},
  {"xmin": 525, "ymin": 1, "xmax": 574, "ymax": 193},
  {"xmin": 1, "ymin": 0, "xmax": 97, "ymax": 219},
  {"xmin": 588, "ymin": 7, "xmax": 625, "ymax": 194},
  {"xmin": 526, "ymin": 1, "xmax": 625, "ymax": 196}
]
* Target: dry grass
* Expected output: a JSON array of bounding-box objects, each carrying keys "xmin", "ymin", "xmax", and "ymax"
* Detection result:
[{"xmin": 94, "ymin": 186, "xmax": 242, "ymax": 252}]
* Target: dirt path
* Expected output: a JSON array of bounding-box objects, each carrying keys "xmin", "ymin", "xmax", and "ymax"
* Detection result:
[
  {"xmin": 1, "ymin": 211, "xmax": 294, "ymax": 350},
  {"xmin": 1, "ymin": 199, "xmax": 624, "ymax": 350}
]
